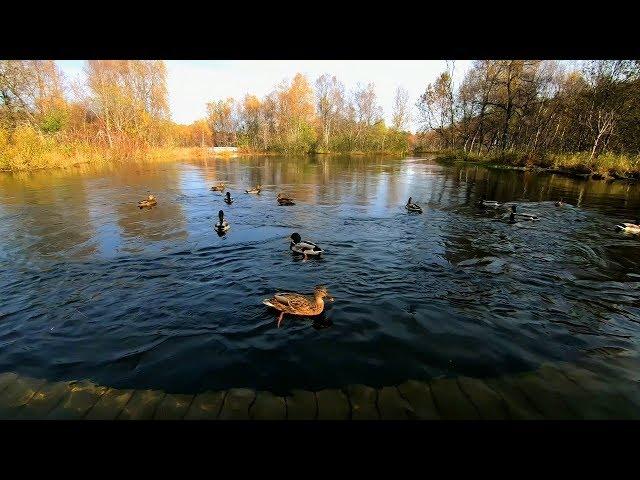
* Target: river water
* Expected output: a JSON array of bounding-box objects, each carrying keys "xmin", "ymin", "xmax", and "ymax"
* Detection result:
[{"xmin": 1, "ymin": 155, "xmax": 639, "ymax": 394}]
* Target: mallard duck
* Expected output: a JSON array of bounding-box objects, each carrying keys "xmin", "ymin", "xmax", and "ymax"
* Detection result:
[
  {"xmin": 555, "ymin": 198, "xmax": 566, "ymax": 207},
  {"xmin": 277, "ymin": 193, "xmax": 295, "ymax": 206},
  {"xmin": 510, "ymin": 204, "xmax": 539, "ymax": 221},
  {"xmin": 262, "ymin": 285, "xmax": 334, "ymax": 327},
  {"xmin": 138, "ymin": 194, "xmax": 157, "ymax": 209},
  {"xmin": 224, "ymin": 192, "xmax": 234, "ymax": 204},
  {"xmin": 478, "ymin": 198, "xmax": 501, "ymax": 208},
  {"xmin": 406, "ymin": 197, "xmax": 423, "ymax": 213},
  {"xmin": 615, "ymin": 220, "xmax": 640, "ymax": 233},
  {"xmin": 289, "ymin": 232, "xmax": 323, "ymax": 258},
  {"xmin": 246, "ymin": 185, "xmax": 261, "ymax": 194},
  {"xmin": 214, "ymin": 210, "xmax": 230, "ymax": 233},
  {"xmin": 211, "ymin": 182, "xmax": 225, "ymax": 192}
]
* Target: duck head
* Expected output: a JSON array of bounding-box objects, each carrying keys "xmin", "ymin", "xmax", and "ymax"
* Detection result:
[
  {"xmin": 511, "ymin": 205, "xmax": 517, "ymax": 213},
  {"xmin": 314, "ymin": 285, "xmax": 334, "ymax": 303},
  {"xmin": 226, "ymin": 192, "xmax": 231, "ymax": 200},
  {"xmin": 407, "ymin": 197, "xmax": 413, "ymax": 205},
  {"xmin": 290, "ymin": 232, "xmax": 302, "ymax": 244},
  {"xmin": 218, "ymin": 210, "xmax": 224, "ymax": 222}
]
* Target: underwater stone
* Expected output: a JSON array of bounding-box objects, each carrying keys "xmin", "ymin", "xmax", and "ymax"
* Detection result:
[
  {"xmin": 219, "ymin": 388, "xmax": 255, "ymax": 420},
  {"xmin": 316, "ymin": 389, "xmax": 350, "ymax": 420},
  {"xmin": 85, "ymin": 388, "xmax": 134, "ymax": 420},
  {"xmin": 345, "ymin": 384, "xmax": 379, "ymax": 420},
  {"xmin": 117, "ymin": 389, "xmax": 165, "ymax": 420},
  {"xmin": 0, "ymin": 376, "xmax": 46, "ymax": 418},
  {"xmin": 184, "ymin": 391, "xmax": 226, "ymax": 420},
  {"xmin": 284, "ymin": 389, "xmax": 317, "ymax": 420},
  {"xmin": 456, "ymin": 377, "xmax": 509, "ymax": 420},
  {"xmin": 510, "ymin": 371, "xmax": 580, "ymax": 419},
  {"xmin": 18, "ymin": 381, "xmax": 72, "ymax": 419},
  {"xmin": 429, "ymin": 378, "xmax": 480, "ymax": 420},
  {"xmin": 484, "ymin": 378, "xmax": 543, "ymax": 420},
  {"xmin": 377, "ymin": 386, "xmax": 414, "ymax": 420},
  {"xmin": 250, "ymin": 391, "xmax": 286, "ymax": 420},
  {"xmin": 397, "ymin": 380, "xmax": 440, "ymax": 420},
  {"xmin": 48, "ymin": 380, "xmax": 108, "ymax": 419},
  {"xmin": 154, "ymin": 393, "xmax": 195, "ymax": 420}
]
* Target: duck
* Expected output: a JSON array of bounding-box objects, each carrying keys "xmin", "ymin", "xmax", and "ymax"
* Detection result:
[
  {"xmin": 555, "ymin": 198, "xmax": 564, "ymax": 207},
  {"xmin": 262, "ymin": 285, "xmax": 334, "ymax": 327},
  {"xmin": 224, "ymin": 192, "xmax": 234, "ymax": 204},
  {"xmin": 478, "ymin": 198, "xmax": 501, "ymax": 208},
  {"xmin": 211, "ymin": 182, "xmax": 226, "ymax": 192},
  {"xmin": 245, "ymin": 185, "xmax": 261, "ymax": 194},
  {"xmin": 405, "ymin": 197, "xmax": 423, "ymax": 213},
  {"xmin": 138, "ymin": 194, "xmax": 157, "ymax": 209},
  {"xmin": 214, "ymin": 210, "xmax": 230, "ymax": 233},
  {"xmin": 510, "ymin": 204, "xmax": 539, "ymax": 221},
  {"xmin": 615, "ymin": 220, "xmax": 640, "ymax": 233},
  {"xmin": 289, "ymin": 232, "xmax": 323, "ymax": 259},
  {"xmin": 277, "ymin": 193, "xmax": 295, "ymax": 206}
]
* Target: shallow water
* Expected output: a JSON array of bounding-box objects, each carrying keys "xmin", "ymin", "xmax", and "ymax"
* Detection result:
[{"xmin": 1, "ymin": 156, "xmax": 639, "ymax": 394}]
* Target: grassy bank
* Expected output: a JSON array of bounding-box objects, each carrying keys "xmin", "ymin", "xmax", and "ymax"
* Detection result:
[
  {"xmin": 0, "ymin": 125, "xmax": 224, "ymax": 172},
  {"xmin": 434, "ymin": 150, "xmax": 640, "ymax": 180}
]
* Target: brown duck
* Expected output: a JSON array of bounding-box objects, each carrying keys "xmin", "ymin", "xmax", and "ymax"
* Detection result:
[
  {"xmin": 138, "ymin": 195, "xmax": 157, "ymax": 209},
  {"xmin": 262, "ymin": 285, "xmax": 333, "ymax": 327},
  {"xmin": 277, "ymin": 192, "xmax": 295, "ymax": 206}
]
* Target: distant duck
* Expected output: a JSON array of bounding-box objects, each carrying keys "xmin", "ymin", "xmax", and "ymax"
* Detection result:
[
  {"xmin": 246, "ymin": 185, "xmax": 261, "ymax": 194},
  {"xmin": 224, "ymin": 192, "xmax": 234, "ymax": 204},
  {"xmin": 510, "ymin": 204, "xmax": 539, "ymax": 221},
  {"xmin": 405, "ymin": 197, "xmax": 423, "ymax": 213},
  {"xmin": 277, "ymin": 193, "xmax": 295, "ymax": 206},
  {"xmin": 214, "ymin": 210, "xmax": 230, "ymax": 233},
  {"xmin": 262, "ymin": 285, "xmax": 334, "ymax": 328},
  {"xmin": 478, "ymin": 198, "xmax": 501, "ymax": 208},
  {"xmin": 508, "ymin": 212, "xmax": 517, "ymax": 224},
  {"xmin": 555, "ymin": 198, "xmax": 564, "ymax": 207},
  {"xmin": 211, "ymin": 182, "xmax": 226, "ymax": 192},
  {"xmin": 615, "ymin": 220, "xmax": 640, "ymax": 233},
  {"xmin": 289, "ymin": 232, "xmax": 323, "ymax": 259},
  {"xmin": 138, "ymin": 194, "xmax": 157, "ymax": 209}
]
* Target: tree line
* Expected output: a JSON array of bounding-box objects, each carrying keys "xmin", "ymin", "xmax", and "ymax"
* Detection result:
[{"xmin": 415, "ymin": 60, "xmax": 640, "ymax": 163}]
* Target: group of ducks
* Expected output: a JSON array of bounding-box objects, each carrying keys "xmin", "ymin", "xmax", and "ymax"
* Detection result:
[
  {"xmin": 136, "ymin": 187, "xmax": 640, "ymax": 327},
  {"xmin": 139, "ymin": 182, "xmax": 327, "ymax": 327}
]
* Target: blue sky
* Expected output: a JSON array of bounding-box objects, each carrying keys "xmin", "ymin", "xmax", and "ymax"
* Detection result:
[{"xmin": 57, "ymin": 60, "xmax": 473, "ymax": 132}]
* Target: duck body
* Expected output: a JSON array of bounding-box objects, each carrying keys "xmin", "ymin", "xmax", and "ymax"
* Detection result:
[
  {"xmin": 289, "ymin": 233, "xmax": 323, "ymax": 257},
  {"xmin": 138, "ymin": 195, "xmax": 157, "ymax": 209},
  {"xmin": 405, "ymin": 197, "xmax": 423, "ymax": 213},
  {"xmin": 555, "ymin": 199, "xmax": 564, "ymax": 207},
  {"xmin": 478, "ymin": 199, "xmax": 501, "ymax": 208},
  {"xmin": 214, "ymin": 210, "xmax": 230, "ymax": 233},
  {"xmin": 262, "ymin": 285, "xmax": 333, "ymax": 327},
  {"xmin": 510, "ymin": 204, "xmax": 539, "ymax": 221},
  {"xmin": 211, "ymin": 183, "xmax": 226, "ymax": 192},
  {"xmin": 615, "ymin": 222, "xmax": 640, "ymax": 233},
  {"xmin": 277, "ymin": 193, "xmax": 295, "ymax": 206},
  {"xmin": 224, "ymin": 192, "xmax": 234, "ymax": 204},
  {"xmin": 245, "ymin": 185, "xmax": 261, "ymax": 194}
]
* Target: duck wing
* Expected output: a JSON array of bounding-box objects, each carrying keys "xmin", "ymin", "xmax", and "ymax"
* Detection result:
[{"xmin": 273, "ymin": 293, "xmax": 314, "ymax": 312}]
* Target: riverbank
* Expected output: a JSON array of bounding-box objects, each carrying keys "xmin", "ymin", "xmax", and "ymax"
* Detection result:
[{"xmin": 433, "ymin": 150, "xmax": 640, "ymax": 181}]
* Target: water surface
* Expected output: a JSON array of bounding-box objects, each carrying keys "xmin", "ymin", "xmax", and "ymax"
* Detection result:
[{"xmin": 1, "ymin": 156, "xmax": 639, "ymax": 394}]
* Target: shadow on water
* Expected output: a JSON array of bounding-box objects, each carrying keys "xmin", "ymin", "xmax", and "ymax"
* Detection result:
[{"xmin": 0, "ymin": 156, "xmax": 639, "ymax": 394}]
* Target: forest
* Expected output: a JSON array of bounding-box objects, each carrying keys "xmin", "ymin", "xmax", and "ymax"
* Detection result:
[
  {"xmin": 0, "ymin": 60, "xmax": 410, "ymax": 171},
  {"xmin": 1, "ymin": 60, "xmax": 639, "ymax": 176},
  {"xmin": 416, "ymin": 60, "xmax": 640, "ymax": 178}
]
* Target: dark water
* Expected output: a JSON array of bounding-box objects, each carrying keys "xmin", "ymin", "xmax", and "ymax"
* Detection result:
[{"xmin": 1, "ymin": 156, "xmax": 639, "ymax": 394}]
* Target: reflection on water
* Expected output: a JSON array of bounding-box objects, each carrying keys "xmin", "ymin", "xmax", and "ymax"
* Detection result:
[{"xmin": 0, "ymin": 156, "xmax": 639, "ymax": 394}]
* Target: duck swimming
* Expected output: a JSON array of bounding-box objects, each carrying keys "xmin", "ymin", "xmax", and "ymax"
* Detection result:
[
  {"xmin": 289, "ymin": 232, "xmax": 323, "ymax": 259},
  {"xmin": 138, "ymin": 195, "xmax": 157, "ymax": 209},
  {"xmin": 262, "ymin": 285, "xmax": 334, "ymax": 327},
  {"xmin": 277, "ymin": 193, "xmax": 295, "ymax": 206},
  {"xmin": 615, "ymin": 220, "xmax": 640, "ymax": 233},
  {"xmin": 478, "ymin": 198, "xmax": 501, "ymax": 208},
  {"xmin": 224, "ymin": 192, "xmax": 234, "ymax": 204},
  {"xmin": 214, "ymin": 210, "xmax": 230, "ymax": 233},
  {"xmin": 555, "ymin": 198, "xmax": 564, "ymax": 207},
  {"xmin": 510, "ymin": 204, "xmax": 539, "ymax": 221},
  {"xmin": 406, "ymin": 197, "xmax": 423, "ymax": 213},
  {"xmin": 246, "ymin": 185, "xmax": 261, "ymax": 194},
  {"xmin": 211, "ymin": 182, "xmax": 226, "ymax": 192}
]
